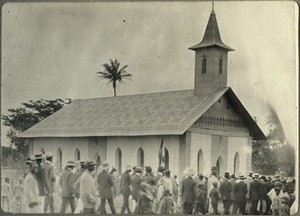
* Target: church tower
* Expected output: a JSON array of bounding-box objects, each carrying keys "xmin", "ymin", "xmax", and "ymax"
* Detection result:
[{"xmin": 189, "ymin": 8, "xmax": 234, "ymax": 95}]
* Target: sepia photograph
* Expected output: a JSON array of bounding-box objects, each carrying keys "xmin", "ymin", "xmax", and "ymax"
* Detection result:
[{"xmin": 1, "ymin": 1, "xmax": 298, "ymax": 215}]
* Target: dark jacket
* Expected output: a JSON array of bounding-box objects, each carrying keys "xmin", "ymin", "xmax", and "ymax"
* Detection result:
[
  {"xmin": 36, "ymin": 164, "xmax": 47, "ymax": 196},
  {"xmin": 153, "ymin": 173, "xmax": 163, "ymax": 185},
  {"xmin": 259, "ymin": 180, "xmax": 268, "ymax": 200},
  {"xmin": 220, "ymin": 178, "xmax": 232, "ymax": 201},
  {"xmin": 120, "ymin": 171, "xmax": 131, "ymax": 196},
  {"xmin": 230, "ymin": 179, "xmax": 236, "ymax": 201},
  {"xmin": 209, "ymin": 187, "xmax": 220, "ymax": 205},
  {"xmin": 44, "ymin": 161, "xmax": 56, "ymax": 193},
  {"xmin": 181, "ymin": 176, "xmax": 196, "ymax": 204},
  {"xmin": 235, "ymin": 180, "xmax": 248, "ymax": 202},
  {"xmin": 97, "ymin": 170, "xmax": 114, "ymax": 199},
  {"xmin": 131, "ymin": 174, "xmax": 144, "ymax": 201},
  {"xmin": 59, "ymin": 168, "xmax": 75, "ymax": 197},
  {"xmin": 249, "ymin": 179, "xmax": 261, "ymax": 201}
]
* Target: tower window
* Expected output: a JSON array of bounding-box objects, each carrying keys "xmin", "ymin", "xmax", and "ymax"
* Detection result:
[
  {"xmin": 219, "ymin": 55, "xmax": 223, "ymax": 74},
  {"xmin": 202, "ymin": 55, "xmax": 207, "ymax": 74}
]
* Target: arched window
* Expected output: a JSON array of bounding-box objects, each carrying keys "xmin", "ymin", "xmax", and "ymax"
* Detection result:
[
  {"xmin": 74, "ymin": 148, "xmax": 80, "ymax": 161},
  {"xmin": 40, "ymin": 148, "xmax": 45, "ymax": 154},
  {"xmin": 57, "ymin": 148, "xmax": 62, "ymax": 172},
  {"xmin": 202, "ymin": 55, "xmax": 207, "ymax": 74},
  {"xmin": 137, "ymin": 148, "xmax": 144, "ymax": 167},
  {"xmin": 216, "ymin": 156, "xmax": 223, "ymax": 178},
  {"xmin": 164, "ymin": 148, "xmax": 169, "ymax": 169},
  {"xmin": 219, "ymin": 55, "xmax": 223, "ymax": 74},
  {"xmin": 115, "ymin": 148, "xmax": 122, "ymax": 175},
  {"xmin": 197, "ymin": 149, "xmax": 204, "ymax": 173},
  {"xmin": 234, "ymin": 153, "xmax": 240, "ymax": 174}
]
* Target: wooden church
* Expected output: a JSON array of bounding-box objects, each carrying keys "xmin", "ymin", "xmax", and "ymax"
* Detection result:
[{"xmin": 21, "ymin": 7, "xmax": 265, "ymax": 177}]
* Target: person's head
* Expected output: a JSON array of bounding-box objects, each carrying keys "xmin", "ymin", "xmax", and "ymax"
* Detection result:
[
  {"xmin": 136, "ymin": 167, "xmax": 143, "ymax": 174},
  {"xmin": 66, "ymin": 161, "xmax": 76, "ymax": 171},
  {"xmin": 174, "ymin": 175, "xmax": 177, "ymax": 179},
  {"xmin": 274, "ymin": 187, "xmax": 281, "ymax": 196},
  {"xmin": 145, "ymin": 166, "xmax": 152, "ymax": 174},
  {"xmin": 213, "ymin": 182, "xmax": 218, "ymax": 188},
  {"xmin": 30, "ymin": 162, "xmax": 38, "ymax": 174},
  {"xmin": 282, "ymin": 185, "xmax": 287, "ymax": 193},
  {"xmin": 248, "ymin": 172, "xmax": 253, "ymax": 177},
  {"xmin": 4, "ymin": 177, "xmax": 10, "ymax": 183},
  {"xmin": 211, "ymin": 170, "xmax": 217, "ymax": 177},
  {"xmin": 45, "ymin": 152, "xmax": 53, "ymax": 163},
  {"xmin": 231, "ymin": 174, "xmax": 235, "ymax": 180},
  {"xmin": 125, "ymin": 165, "xmax": 132, "ymax": 172},
  {"xmin": 198, "ymin": 173, "xmax": 204, "ymax": 180},
  {"xmin": 224, "ymin": 171, "xmax": 230, "ymax": 179},
  {"xmin": 18, "ymin": 177, "xmax": 24, "ymax": 184},
  {"xmin": 86, "ymin": 160, "xmax": 96, "ymax": 172},
  {"xmin": 158, "ymin": 166, "xmax": 165, "ymax": 174},
  {"xmin": 101, "ymin": 161, "xmax": 110, "ymax": 171},
  {"xmin": 34, "ymin": 153, "xmax": 43, "ymax": 165},
  {"xmin": 164, "ymin": 169, "xmax": 171, "ymax": 178},
  {"xmin": 149, "ymin": 178, "xmax": 156, "ymax": 186}
]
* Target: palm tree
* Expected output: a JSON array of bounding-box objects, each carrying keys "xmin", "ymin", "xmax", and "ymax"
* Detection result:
[{"xmin": 96, "ymin": 59, "xmax": 132, "ymax": 96}]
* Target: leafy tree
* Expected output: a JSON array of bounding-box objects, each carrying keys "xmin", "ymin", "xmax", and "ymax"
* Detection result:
[
  {"xmin": 96, "ymin": 59, "xmax": 133, "ymax": 96},
  {"xmin": 1, "ymin": 99, "xmax": 71, "ymax": 157}
]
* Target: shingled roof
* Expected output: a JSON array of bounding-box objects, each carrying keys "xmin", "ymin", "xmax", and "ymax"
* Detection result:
[
  {"xmin": 189, "ymin": 9, "xmax": 234, "ymax": 51},
  {"xmin": 20, "ymin": 87, "xmax": 265, "ymax": 140}
]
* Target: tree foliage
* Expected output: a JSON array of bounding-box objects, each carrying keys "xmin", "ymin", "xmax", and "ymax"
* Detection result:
[
  {"xmin": 252, "ymin": 104, "xmax": 295, "ymax": 177},
  {"xmin": 1, "ymin": 99, "xmax": 71, "ymax": 154},
  {"xmin": 96, "ymin": 59, "xmax": 132, "ymax": 96}
]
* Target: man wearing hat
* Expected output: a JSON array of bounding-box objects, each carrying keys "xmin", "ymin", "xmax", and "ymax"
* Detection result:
[
  {"xmin": 143, "ymin": 166, "xmax": 154, "ymax": 183},
  {"xmin": 220, "ymin": 171, "xmax": 232, "ymax": 214},
  {"xmin": 34, "ymin": 153, "xmax": 48, "ymax": 209},
  {"xmin": 59, "ymin": 161, "xmax": 76, "ymax": 213},
  {"xmin": 259, "ymin": 176, "xmax": 268, "ymax": 215},
  {"xmin": 154, "ymin": 166, "xmax": 165, "ymax": 185},
  {"xmin": 43, "ymin": 152, "xmax": 56, "ymax": 213},
  {"xmin": 249, "ymin": 173, "xmax": 261, "ymax": 214},
  {"xmin": 80, "ymin": 160, "xmax": 97, "ymax": 213},
  {"xmin": 97, "ymin": 161, "xmax": 116, "ymax": 214},
  {"xmin": 234, "ymin": 174, "xmax": 248, "ymax": 215},
  {"xmin": 181, "ymin": 167, "xmax": 196, "ymax": 214},
  {"xmin": 24, "ymin": 161, "xmax": 42, "ymax": 213},
  {"xmin": 120, "ymin": 165, "xmax": 132, "ymax": 214},
  {"xmin": 230, "ymin": 174, "xmax": 237, "ymax": 214},
  {"xmin": 245, "ymin": 172, "xmax": 253, "ymax": 214},
  {"xmin": 131, "ymin": 166, "xmax": 144, "ymax": 212},
  {"xmin": 207, "ymin": 169, "xmax": 219, "ymax": 214}
]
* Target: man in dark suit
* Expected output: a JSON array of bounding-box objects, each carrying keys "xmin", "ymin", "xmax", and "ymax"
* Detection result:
[
  {"xmin": 43, "ymin": 153, "xmax": 56, "ymax": 213},
  {"xmin": 35, "ymin": 153, "xmax": 48, "ymax": 208},
  {"xmin": 234, "ymin": 175, "xmax": 248, "ymax": 215},
  {"xmin": 259, "ymin": 176, "xmax": 268, "ymax": 214},
  {"xmin": 131, "ymin": 167, "xmax": 144, "ymax": 202},
  {"xmin": 220, "ymin": 171, "xmax": 232, "ymax": 214},
  {"xmin": 97, "ymin": 161, "xmax": 116, "ymax": 214},
  {"xmin": 59, "ymin": 161, "xmax": 76, "ymax": 213},
  {"xmin": 120, "ymin": 165, "xmax": 132, "ymax": 214},
  {"xmin": 249, "ymin": 173, "xmax": 261, "ymax": 214},
  {"xmin": 181, "ymin": 167, "xmax": 196, "ymax": 214}
]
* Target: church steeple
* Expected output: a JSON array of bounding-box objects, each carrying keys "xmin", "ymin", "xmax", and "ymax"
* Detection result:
[{"xmin": 190, "ymin": 8, "xmax": 234, "ymax": 95}]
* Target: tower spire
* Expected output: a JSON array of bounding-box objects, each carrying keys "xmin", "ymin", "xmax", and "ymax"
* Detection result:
[{"xmin": 212, "ymin": 0, "xmax": 214, "ymax": 11}]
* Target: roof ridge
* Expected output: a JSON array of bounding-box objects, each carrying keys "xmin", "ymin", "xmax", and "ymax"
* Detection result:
[{"xmin": 74, "ymin": 89, "xmax": 194, "ymax": 101}]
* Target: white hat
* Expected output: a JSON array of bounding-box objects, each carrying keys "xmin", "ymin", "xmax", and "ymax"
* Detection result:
[
  {"xmin": 102, "ymin": 161, "xmax": 110, "ymax": 169},
  {"xmin": 183, "ymin": 167, "xmax": 195, "ymax": 177}
]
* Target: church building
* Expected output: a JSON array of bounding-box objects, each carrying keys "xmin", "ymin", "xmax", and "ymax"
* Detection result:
[{"xmin": 21, "ymin": 8, "xmax": 265, "ymax": 177}]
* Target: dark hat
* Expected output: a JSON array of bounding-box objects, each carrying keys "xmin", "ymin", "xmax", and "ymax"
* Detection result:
[
  {"xmin": 212, "ymin": 182, "xmax": 218, "ymax": 187},
  {"xmin": 34, "ymin": 153, "xmax": 43, "ymax": 160},
  {"xmin": 145, "ymin": 166, "xmax": 152, "ymax": 172},
  {"xmin": 211, "ymin": 170, "xmax": 218, "ymax": 176},
  {"xmin": 198, "ymin": 173, "xmax": 204, "ymax": 177},
  {"xmin": 158, "ymin": 166, "xmax": 165, "ymax": 172},
  {"xmin": 136, "ymin": 167, "xmax": 143, "ymax": 172},
  {"xmin": 85, "ymin": 160, "xmax": 96, "ymax": 167},
  {"xmin": 260, "ymin": 175, "xmax": 266, "ymax": 180},
  {"xmin": 274, "ymin": 186, "xmax": 281, "ymax": 191},
  {"xmin": 211, "ymin": 167, "xmax": 217, "ymax": 171},
  {"xmin": 231, "ymin": 174, "xmax": 236, "ymax": 179},
  {"xmin": 239, "ymin": 174, "xmax": 245, "ymax": 179}
]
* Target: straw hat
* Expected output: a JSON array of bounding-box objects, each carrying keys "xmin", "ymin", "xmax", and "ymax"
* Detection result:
[
  {"xmin": 184, "ymin": 167, "xmax": 195, "ymax": 177},
  {"xmin": 66, "ymin": 161, "xmax": 76, "ymax": 167},
  {"xmin": 125, "ymin": 165, "xmax": 132, "ymax": 171},
  {"xmin": 45, "ymin": 152, "xmax": 53, "ymax": 159},
  {"xmin": 102, "ymin": 161, "xmax": 110, "ymax": 170}
]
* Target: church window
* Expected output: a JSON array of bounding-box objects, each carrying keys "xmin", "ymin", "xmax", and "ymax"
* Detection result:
[
  {"xmin": 74, "ymin": 148, "xmax": 80, "ymax": 161},
  {"xmin": 202, "ymin": 55, "xmax": 207, "ymax": 74},
  {"xmin": 137, "ymin": 148, "xmax": 144, "ymax": 167},
  {"xmin": 197, "ymin": 149, "xmax": 204, "ymax": 173},
  {"xmin": 40, "ymin": 148, "xmax": 45, "ymax": 154},
  {"xmin": 57, "ymin": 148, "xmax": 62, "ymax": 172},
  {"xmin": 234, "ymin": 152, "xmax": 240, "ymax": 174},
  {"xmin": 219, "ymin": 55, "xmax": 223, "ymax": 74},
  {"xmin": 115, "ymin": 148, "xmax": 122, "ymax": 174},
  {"xmin": 94, "ymin": 153, "xmax": 101, "ymax": 168},
  {"xmin": 164, "ymin": 148, "xmax": 169, "ymax": 169}
]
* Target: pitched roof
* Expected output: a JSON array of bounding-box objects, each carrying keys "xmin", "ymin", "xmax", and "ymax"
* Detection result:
[
  {"xmin": 189, "ymin": 9, "xmax": 234, "ymax": 51},
  {"xmin": 20, "ymin": 87, "xmax": 265, "ymax": 140}
]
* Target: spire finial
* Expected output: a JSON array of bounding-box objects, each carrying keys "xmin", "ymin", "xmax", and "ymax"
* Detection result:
[{"xmin": 212, "ymin": 0, "xmax": 215, "ymax": 10}]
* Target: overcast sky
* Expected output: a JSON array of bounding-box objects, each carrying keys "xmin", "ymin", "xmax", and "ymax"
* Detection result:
[{"xmin": 1, "ymin": 1, "xmax": 298, "ymax": 148}]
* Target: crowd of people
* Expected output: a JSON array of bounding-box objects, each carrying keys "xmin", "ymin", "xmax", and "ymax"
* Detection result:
[{"xmin": 1, "ymin": 152, "xmax": 297, "ymax": 215}]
